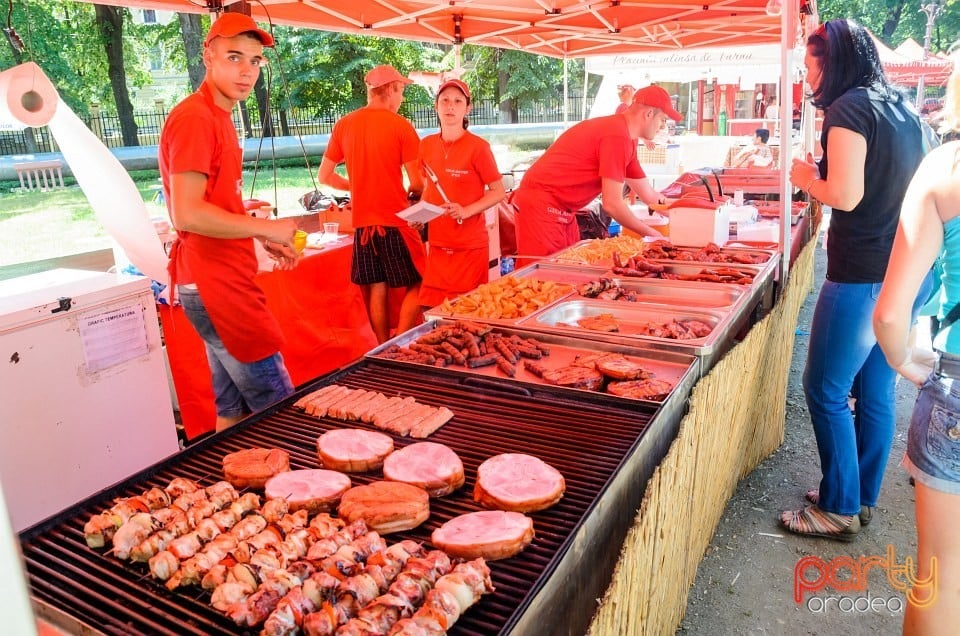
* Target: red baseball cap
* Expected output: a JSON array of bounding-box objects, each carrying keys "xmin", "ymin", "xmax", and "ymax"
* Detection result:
[
  {"xmin": 205, "ymin": 13, "xmax": 274, "ymax": 47},
  {"xmin": 632, "ymin": 85, "xmax": 682, "ymax": 121},
  {"xmin": 365, "ymin": 65, "xmax": 414, "ymax": 88},
  {"xmin": 436, "ymin": 79, "xmax": 471, "ymax": 101}
]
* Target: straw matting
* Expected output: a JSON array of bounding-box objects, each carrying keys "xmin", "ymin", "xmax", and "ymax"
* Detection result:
[{"xmin": 587, "ymin": 226, "xmax": 819, "ymax": 636}]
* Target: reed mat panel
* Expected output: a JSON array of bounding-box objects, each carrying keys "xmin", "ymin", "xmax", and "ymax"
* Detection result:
[{"xmin": 588, "ymin": 224, "xmax": 819, "ymax": 635}]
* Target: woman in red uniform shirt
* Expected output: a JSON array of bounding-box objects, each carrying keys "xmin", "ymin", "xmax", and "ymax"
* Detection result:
[{"xmin": 418, "ymin": 79, "xmax": 506, "ymax": 309}]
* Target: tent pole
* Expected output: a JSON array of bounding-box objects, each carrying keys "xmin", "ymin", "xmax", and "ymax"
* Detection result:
[
  {"xmin": 778, "ymin": 0, "xmax": 799, "ymax": 282},
  {"xmin": 563, "ymin": 57, "xmax": 569, "ymax": 125}
]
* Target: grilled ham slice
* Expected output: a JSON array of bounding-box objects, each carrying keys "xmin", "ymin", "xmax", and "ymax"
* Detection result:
[
  {"xmin": 382, "ymin": 442, "xmax": 465, "ymax": 497},
  {"xmin": 474, "ymin": 453, "xmax": 565, "ymax": 513},
  {"xmin": 264, "ymin": 469, "xmax": 352, "ymax": 514},
  {"xmin": 431, "ymin": 511, "xmax": 534, "ymax": 560},
  {"xmin": 316, "ymin": 429, "xmax": 394, "ymax": 473}
]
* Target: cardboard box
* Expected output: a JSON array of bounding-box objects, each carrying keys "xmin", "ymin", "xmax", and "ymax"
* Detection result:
[
  {"xmin": 668, "ymin": 204, "xmax": 730, "ymax": 247},
  {"xmin": 320, "ymin": 205, "xmax": 353, "ymax": 234}
]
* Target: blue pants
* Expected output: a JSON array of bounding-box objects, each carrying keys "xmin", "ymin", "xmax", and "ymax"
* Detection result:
[
  {"xmin": 804, "ymin": 275, "xmax": 932, "ymax": 515},
  {"xmin": 178, "ymin": 286, "xmax": 294, "ymax": 419}
]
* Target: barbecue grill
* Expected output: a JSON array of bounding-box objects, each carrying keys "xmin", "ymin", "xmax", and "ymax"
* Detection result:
[{"xmin": 19, "ymin": 351, "xmax": 697, "ymax": 635}]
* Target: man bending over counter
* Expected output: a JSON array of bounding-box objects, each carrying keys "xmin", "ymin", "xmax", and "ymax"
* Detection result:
[{"xmin": 513, "ymin": 85, "xmax": 682, "ymax": 257}]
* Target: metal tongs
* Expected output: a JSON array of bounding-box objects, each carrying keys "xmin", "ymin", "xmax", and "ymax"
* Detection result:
[{"xmin": 423, "ymin": 162, "xmax": 461, "ymax": 224}]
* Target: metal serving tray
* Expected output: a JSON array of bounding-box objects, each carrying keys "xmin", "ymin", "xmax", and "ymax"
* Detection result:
[
  {"xmin": 422, "ymin": 275, "xmax": 578, "ymax": 329},
  {"xmin": 513, "ymin": 262, "xmax": 746, "ymax": 308},
  {"xmin": 553, "ymin": 238, "xmax": 777, "ymax": 268},
  {"xmin": 366, "ymin": 319, "xmax": 699, "ymax": 406},
  {"xmin": 520, "ymin": 298, "xmax": 726, "ymax": 352}
]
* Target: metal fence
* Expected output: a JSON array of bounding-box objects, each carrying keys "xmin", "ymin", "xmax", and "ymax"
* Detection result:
[{"xmin": 0, "ymin": 95, "xmax": 594, "ymax": 156}]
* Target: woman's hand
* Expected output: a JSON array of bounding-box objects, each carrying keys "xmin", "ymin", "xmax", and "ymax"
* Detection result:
[
  {"xmin": 444, "ymin": 202, "xmax": 468, "ymax": 223},
  {"xmin": 789, "ymin": 153, "xmax": 819, "ymax": 189},
  {"xmin": 897, "ymin": 347, "xmax": 936, "ymax": 387}
]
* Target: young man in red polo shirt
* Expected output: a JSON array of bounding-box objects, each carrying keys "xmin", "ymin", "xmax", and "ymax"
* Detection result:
[
  {"xmin": 513, "ymin": 85, "xmax": 682, "ymax": 257},
  {"xmin": 318, "ymin": 65, "xmax": 425, "ymax": 343},
  {"xmin": 159, "ymin": 13, "xmax": 300, "ymax": 432}
]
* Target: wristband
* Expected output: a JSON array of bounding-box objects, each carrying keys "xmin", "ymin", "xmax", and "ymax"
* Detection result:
[{"xmin": 803, "ymin": 176, "xmax": 820, "ymax": 194}]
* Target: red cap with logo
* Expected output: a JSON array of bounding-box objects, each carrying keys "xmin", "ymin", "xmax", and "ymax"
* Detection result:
[
  {"xmin": 436, "ymin": 79, "xmax": 471, "ymax": 101},
  {"xmin": 632, "ymin": 85, "xmax": 682, "ymax": 121},
  {"xmin": 365, "ymin": 65, "xmax": 414, "ymax": 88},
  {"xmin": 204, "ymin": 13, "xmax": 274, "ymax": 47}
]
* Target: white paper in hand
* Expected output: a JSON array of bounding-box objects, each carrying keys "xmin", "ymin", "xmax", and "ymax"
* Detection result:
[{"xmin": 397, "ymin": 201, "xmax": 445, "ymax": 224}]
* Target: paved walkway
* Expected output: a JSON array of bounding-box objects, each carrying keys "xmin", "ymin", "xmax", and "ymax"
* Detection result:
[{"xmin": 678, "ymin": 234, "xmax": 922, "ymax": 635}]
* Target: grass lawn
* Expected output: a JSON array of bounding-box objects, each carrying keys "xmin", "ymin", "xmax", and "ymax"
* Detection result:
[{"xmin": 0, "ymin": 164, "xmax": 339, "ymax": 267}]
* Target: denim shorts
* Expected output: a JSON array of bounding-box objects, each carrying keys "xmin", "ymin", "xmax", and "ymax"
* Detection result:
[
  {"xmin": 903, "ymin": 370, "xmax": 960, "ymax": 495},
  {"xmin": 178, "ymin": 286, "xmax": 294, "ymax": 419}
]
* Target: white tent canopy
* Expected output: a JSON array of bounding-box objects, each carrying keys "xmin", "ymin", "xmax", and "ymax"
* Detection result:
[
  {"xmin": 585, "ymin": 44, "xmax": 785, "ymax": 85},
  {"xmin": 584, "ymin": 44, "xmax": 800, "ymax": 119}
]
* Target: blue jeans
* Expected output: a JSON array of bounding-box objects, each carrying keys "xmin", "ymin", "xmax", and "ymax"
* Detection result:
[
  {"xmin": 804, "ymin": 275, "xmax": 932, "ymax": 515},
  {"xmin": 904, "ymin": 369, "xmax": 960, "ymax": 495},
  {"xmin": 178, "ymin": 286, "xmax": 294, "ymax": 419}
]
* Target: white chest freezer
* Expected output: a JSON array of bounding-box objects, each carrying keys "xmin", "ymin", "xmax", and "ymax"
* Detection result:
[{"xmin": 0, "ymin": 268, "xmax": 179, "ymax": 532}]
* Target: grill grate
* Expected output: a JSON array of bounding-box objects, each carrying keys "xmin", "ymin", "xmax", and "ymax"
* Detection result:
[{"xmin": 20, "ymin": 359, "xmax": 663, "ymax": 635}]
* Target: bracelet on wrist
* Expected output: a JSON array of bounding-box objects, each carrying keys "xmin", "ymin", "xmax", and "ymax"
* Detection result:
[{"xmin": 804, "ymin": 176, "xmax": 820, "ymax": 194}]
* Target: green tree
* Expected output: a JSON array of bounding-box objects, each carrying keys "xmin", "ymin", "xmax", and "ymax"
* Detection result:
[{"xmin": 94, "ymin": 4, "xmax": 138, "ymax": 146}]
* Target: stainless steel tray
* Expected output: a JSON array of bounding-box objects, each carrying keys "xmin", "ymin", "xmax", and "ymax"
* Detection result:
[
  {"xmin": 422, "ymin": 275, "xmax": 577, "ymax": 328},
  {"xmin": 518, "ymin": 299, "xmax": 730, "ymax": 357},
  {"xmin": 553, "ymin": 238, "xmax": 777, "ymax": 267},
  {"xmin": 513, "ymin": 262, "xmax": 746, "ymax": 308},
  {"xmin": 365, "ymin": 319, "xmax": 700, "ymax": 406}
]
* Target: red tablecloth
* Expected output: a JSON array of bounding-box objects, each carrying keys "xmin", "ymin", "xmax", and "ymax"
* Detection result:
[{"xmin": 160, "ymin": 242, "xmax": 378, "ymax": 439}]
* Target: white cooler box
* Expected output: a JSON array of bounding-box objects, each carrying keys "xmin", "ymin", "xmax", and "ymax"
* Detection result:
[{"xmin": 668, "ymin": 203, "xmax": 731, "ymax": 247}]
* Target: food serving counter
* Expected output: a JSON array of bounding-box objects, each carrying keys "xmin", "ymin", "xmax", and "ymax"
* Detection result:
[
  {"xmin": 18, "ymin": 332, "xmax": 699, "ymax": 636},
  {"xmin": 425, "ymin": 245, "xmax": 779, "ymax": 375}
]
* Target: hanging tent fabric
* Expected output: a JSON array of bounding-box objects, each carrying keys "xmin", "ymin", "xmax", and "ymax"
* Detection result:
[{"xmin": 74, "ymin": 0, "xmax": 786, "ymax": 58}]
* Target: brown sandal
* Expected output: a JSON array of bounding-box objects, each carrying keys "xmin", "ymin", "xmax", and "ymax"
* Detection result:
[
  {"xmin": 805, "ymin": 489, "xmax": 873, "ymax": 526},
  {"xmin": 780, "ymin": 504, "xmax": 861, "ymax": 542}
]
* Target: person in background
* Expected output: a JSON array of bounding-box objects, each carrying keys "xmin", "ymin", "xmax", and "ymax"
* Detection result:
[
  {"xmin": 160, "ymin": 12, "xmax": 299, "ymax": 433},
  {"xmin": 615, "ymin": 84, "xmax": 636, "ymax": 114},
  {"xmin": 780, "ymin": 19, "xmax": 931, "ymax": 540},
  {"xmin": 874, "ymin": 50, "xmax": 960, "ymax": 634},
  {"xmin": 513, "ymin": 85, "xmax": 681, "ymax": 257},
  {"xmin": 417, "ymin": 79, "xmax": 506, "ymax": 310},
  {"xmin": 764, "ymin": 95, "xmax": 779, "ymax": 120},
  {"xmin": 318, "ymin": 64, "xmax": 425, "ymax": 343},
  {"xmin": 732, "ymin": 128, "xmax": 773, "ymax": 168}
]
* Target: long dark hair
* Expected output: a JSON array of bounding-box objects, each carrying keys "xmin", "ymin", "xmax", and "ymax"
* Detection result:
[{"xmin": 807, "ymin": 19, "xmax": 900, "ymax": 110}]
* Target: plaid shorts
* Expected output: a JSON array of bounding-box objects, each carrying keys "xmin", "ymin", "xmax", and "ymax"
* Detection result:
[{"xmin": 351, "ymin": 226, "xmax": 422, "ymax": 287}]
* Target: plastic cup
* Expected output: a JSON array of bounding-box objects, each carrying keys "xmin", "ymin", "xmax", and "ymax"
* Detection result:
[{"xmin": 323, "ymin": 222, "xmax": 339, "ymax": 236}]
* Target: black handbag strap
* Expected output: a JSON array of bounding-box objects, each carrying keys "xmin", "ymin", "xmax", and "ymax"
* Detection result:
[{"xmin": 940, "ymin": 303, "xmax": 960, "ymax": 332}]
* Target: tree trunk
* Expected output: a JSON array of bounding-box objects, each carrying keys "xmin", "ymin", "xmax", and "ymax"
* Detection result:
[
  {"xmin": 3, "ymin": 22, "xmax": 38, "ymax": 153},
  {"xmin": 254, "ymin": 75, "xmax": 272, "ymax": 137},
  {"xmin": 495, "ymin": 51, "xmax": 514, "ymax": 124},
  {"xmin": 94, "ymin": 4, "xmax": 139, "ymax": 147},
  {"xmin": 179, "ymin": 13, "xmax": 204, "ymax": 92}
]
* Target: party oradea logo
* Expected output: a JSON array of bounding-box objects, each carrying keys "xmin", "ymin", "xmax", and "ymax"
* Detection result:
[{"xmin": 794, "ymin": 545, "xmax": 936, "ymax": 614}]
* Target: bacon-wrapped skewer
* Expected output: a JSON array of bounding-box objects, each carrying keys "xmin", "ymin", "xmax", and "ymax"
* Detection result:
[
  {"xmin": 303, "ymin": 550, "xmax": 451, "ymax": 636},
  {"xmin": 261, "ymin": 541, "xmax": 424, "ymax": 636},
  {"xmin": 386, "ymin": 559, "xmax": 494, "ymax": 636},
  {"xmin": 210, "ymin": 518, "xmax": 351, "ymax": 612},
  {"xmin": 83, "ymin": 489, "xmax": 167, "ymax": 548},
  {"xmin": 225, "ymin": 528, "xmax": 385, "ymax": 629}
]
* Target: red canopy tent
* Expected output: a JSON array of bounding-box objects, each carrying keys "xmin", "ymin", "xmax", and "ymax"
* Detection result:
[
  {"xmin": 76, "ymin": 0, "xmax": 788, "ymax": 58},
  {"xmin": 869, "ymin": 31, "xmax": 952, "ymax": 87}
]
